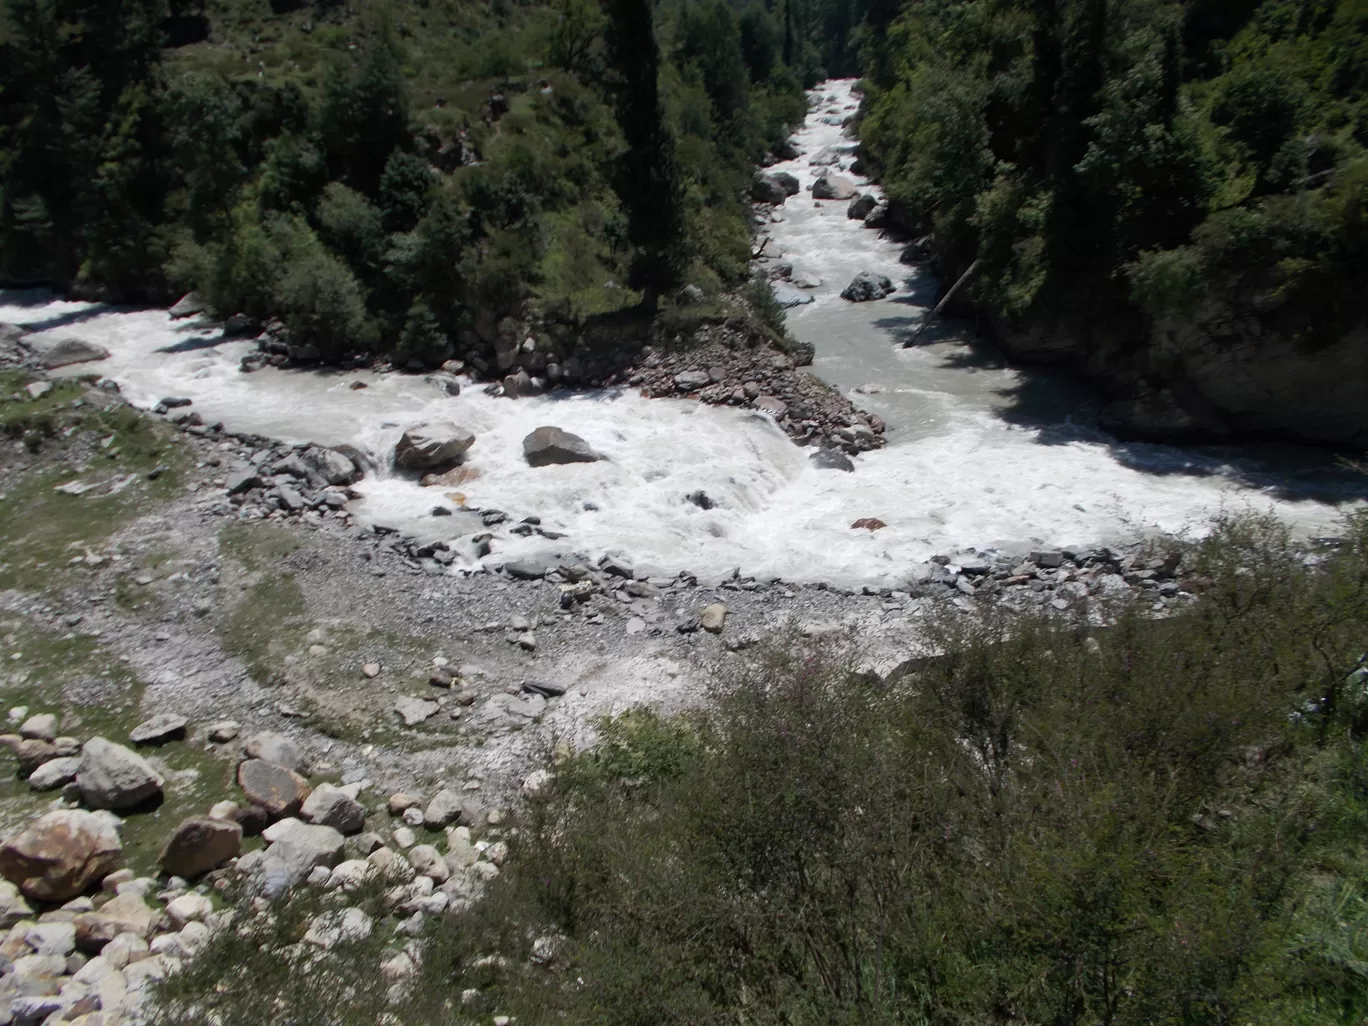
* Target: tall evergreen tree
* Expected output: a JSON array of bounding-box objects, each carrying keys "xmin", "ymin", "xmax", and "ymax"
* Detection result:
[{"xmin": 601, "ymin": 0, "xmax": 690, "ymax": 311}]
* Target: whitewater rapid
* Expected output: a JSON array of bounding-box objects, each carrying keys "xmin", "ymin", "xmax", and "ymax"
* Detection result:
[{"xmin": 1, "ymin": 79, "xmax": 1362, "ymax": 587}]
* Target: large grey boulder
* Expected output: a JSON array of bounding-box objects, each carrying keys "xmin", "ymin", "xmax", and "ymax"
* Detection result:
[
  {"xmin": 840, "ymin": 272, "xmax": 896, "ymax": 302},
  {"xmin": 169, "ymin": 292, "xmax": 207, "ymax": 319},
  {"xmin": 77, "ymin": 737, "xmax": 164, "ymax": 810},
  {"xmin": 128, "ymin": 713, "xmax": 188, "ymax": 746},
  {"xmin": 0, "ymin": 810, "xmax": 123, "ymax": 902},
  {"xmin": 523, "ymin": 426, "xmax": 604, "ymax": 467},
  {"xmin": 812, "ymin": 174, "xmax": 857, "ymax": 201},
  {"xmin": 253, "ymin": 821, "xmax": 345, "ymax": 895},
  {"xmin": 847, "ymin": 194, "xmax": 878, "ymax": 220},
  {"xmin": 394, "ymin": 422, "xmax": 475, "ymax": 470},
  {"xmin": 751, "ymin": 172, "xmax": 789, "ymax": 205},
  {"xmin": 809, "ymin": 146, "xmax": 841, "ymax": 166},
  {"xmin": 301, "ymin": 447, "xmax": 360, "ymax": 486},
  {"xmin": 300, "ymin": 784, "xmax": 366, "ymax": 835},
  {"xmin": 24, "ymin": 337, "xmax": 111, "ymax": 369},
  {"xmin": 772, "ymin": 172, "xmax": 801, "ymax": 196}
]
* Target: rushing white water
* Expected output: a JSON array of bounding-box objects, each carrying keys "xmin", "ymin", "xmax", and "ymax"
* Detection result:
[{"xmin": 1, "ymin": 79, "xmax": 1362, "ymax": 586}]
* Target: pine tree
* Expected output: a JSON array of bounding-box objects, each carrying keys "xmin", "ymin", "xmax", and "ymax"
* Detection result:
[{"xmin": 601, "ymin": 0, "xmax": 690, "ymax": 311}]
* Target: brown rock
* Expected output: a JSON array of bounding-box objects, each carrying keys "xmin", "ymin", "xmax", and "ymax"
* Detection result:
[
  {"xmin": 159, "ymin": 817, "xmax": 243, "ymax": 878},
  {"xmin": 16, "ymin": 738, "xmax": 58, "ymax": 776},
  {"xmin": 237, "ymin": 760, "xmax": 311, "ymax": 819},
  {"xmin": 420, "ymin": 466, "xmax": 482, "ymax": 488},
  {"xmin": 0, "ymin": 810, "xmax": 123, "ymax": 902},
  {"xmin": 73, "ymin": 892, "xmax": 158, "ymax": 950},
  {"xmin": 851, "ymin": 518, "xmax": 887, "ymax": 531}
]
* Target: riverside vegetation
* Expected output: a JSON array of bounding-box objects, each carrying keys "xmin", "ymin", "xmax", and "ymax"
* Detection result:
[{"xmin": 150, "ymin": 511, "xmax": 1368, "ymax": 1026}]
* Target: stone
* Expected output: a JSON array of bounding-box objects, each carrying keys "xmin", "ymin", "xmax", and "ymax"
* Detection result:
[
  {"xmin": 100, "ymin": 932, "xmax": 148, "ymax": 970},
  {"xmin": 9, "ymin": 995, "xmax": 64, "ymax": 1024},
  {"xmin": 503, "ymin": 559, "xmax": 549, "ymax": 580},
  {"xmin": 754, "ymin": 396, "xmax": 788, "ymax": 419},
  {"xmin": 523, "ymin": 426, "xmax": 604, "ymax": 467},
  {"xmin": 423, "ymin": 789, "xmax": 468, "ymax": 829},
  {"xmin": 163, "ymin": 893, "xmax": 212, "ymax": 929},
  {"xmin": 25, "ymin": 921, "xmax": 76, "ymax": 956},
  {"xmin": 772, "ymin": 171, "xmax": 801, "ymax": 195},
  {"xmin": 300, "ymin": 784, "xmax": 366, "ymax": 835},
  {"xmin": 206, "ymin": 721, "xmax": 240, "ymax": 743},
  {"xmin": 158, "ymin": 818, "xmax": 242, "ymax": 878},
  {"xmin": 0, "ymin": 810, "xmax": 123, "ymax": 902},
  {"xmin": 840, "ymin": 271, "xmax": 896, "ymax": 302},
  {"xmin": 24, "ymin": 380, "xmax": 51, "ymax": 400},
  {"xmin": 301, "ymin": 447, "xmax": 360, "ymax": 486},
  {"xmin": 127, "ymin": 714, "xmax": 188, "ymax": 746},
  {"xmin": 847, "ymin": 193, "xmax": 878, "ymax": 220},
  {"xmin": 407, "ymin": 845, "xmax": 449, "ymax": 883},
  {"xmin": 237, "ymin": 760, "xmax": 311, "ymax": 819},
  {"xmin": 700, "ymin": 603, "xmax": 727, "ymax": 633},
  {"xmin": 254, "ymin": 823, "xmax": 344, "ymax": 893},
  {"xmin": 77, "ymin": 738, "xmax": 164, "ymax": 810},
  {"xmin": 303, "ymin": 908, "xmax": 372, "ymax": 949},
  {"xmin": 19, "ymin": 714, "xmax": 58, "ymax": 741},
  {"xmin": 0, "ymin": 879, "xmax": 33, "ymax": 928},
  {"xmin": 812, "ymin": 173, "xmax": 857, "ymax": 200},
  {"xmin": 809, "ymin": 448, "xmax": 855, "ymax": 472},
  {"xmin": 395, "ymin": 697, "xmax": 439, "ymax": 727},
  {"xmin": 674, "ymin": 369, "xmax": 712, "ymax": 391},
  {"xmin": 224, "ymin": 469, "xmax": 261, "ymax": 495},
  {"xmin": 394, "ymin": 422, "xmax": 476, "ymax": 470},
  {"xmin": 15, "ymin": 738, "xmax": 58, "ymax": 776},
  {"xmin": 24, "ymin": 337, "xmax": 111, "ymax": 369},
  {"xmin": 27, "ymin": 756, "xmax": 81, "ymax": 792},
  {"xmin": 771, "ymin": 284, "xmax": 815, "ymax": 309},
  {"xmin": 751, "ymin": 172, "xmax": 789, "ymax": 204},
  {"xmin": 168, "ymin": 292, "xmax": 206, "ymax": 318},
  {"xmin": 427, "ymin": 372, "xmax": 462, "ymax": 397},
  {"xmin": 242, "ymin": 731, "xmax": 303, "ymax": 772},
  {"xmin": 387, "ymin": 793, "xmax": 421, "ymax": 815},
  {"xmin": 325, "ymin": 859, "xmax": 372, "ymax": 892}
]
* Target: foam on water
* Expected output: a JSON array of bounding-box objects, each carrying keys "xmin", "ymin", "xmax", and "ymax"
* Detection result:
[{"xmin": 2, "ymin": 79, "xmax": 1363, "ymax": 586}]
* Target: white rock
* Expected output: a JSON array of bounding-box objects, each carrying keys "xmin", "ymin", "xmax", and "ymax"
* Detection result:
[
  {"xmin": 325, "ymin": 859, "xmax": 372, "ymax": 892},
  {"xmin": 407, "ymin": 844, "xmax": 449, "ymax": 883},
  {"xmin": 392, "ymin": 826, "xmax": 416, "ymax": 849},
  {"xmin": 164, "ymin": 892, "xmax": 212, "ymax": 929},
  {"xmin": 303, "ymin": 907, "xmax": 372, "ymax": 949}
]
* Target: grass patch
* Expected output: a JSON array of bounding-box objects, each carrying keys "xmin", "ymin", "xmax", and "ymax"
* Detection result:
[
  {"xmin": 0, "ymin": 381, "xmax": 188, "ymax": 592},
  {"xmin": 215, "ymin": 523, "xmax": 311, "ymax": 684}
]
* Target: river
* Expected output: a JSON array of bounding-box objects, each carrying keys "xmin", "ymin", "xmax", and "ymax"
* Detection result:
[{"xmin": 1, "ymin": 79, "xmax": 1362, "ymax": 588}]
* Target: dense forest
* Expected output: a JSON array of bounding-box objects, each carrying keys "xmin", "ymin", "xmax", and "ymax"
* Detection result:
[
  {"xmin": 0, "ymin": 0, "xmax": 855, "ymax": 363},
  {"xmin": 860, "ymin": 0, "xmax": 1368, "ymax": 407}
]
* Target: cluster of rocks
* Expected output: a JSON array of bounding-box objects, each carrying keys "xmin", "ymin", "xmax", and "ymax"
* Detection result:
[
  {"xmin": 0, "ymin": 707, "xmax": 516, "ymax": 1021},
  {"xmin": 204, "ymin": 429, "xmax": 366, "ymax": 525},
  {"xmin": 621, "ymin": 336, "xmax": 885, "ymax": 457},
  {"xmin": 891, "ymin": 545, "xmax": 1193, "ymax": 611}
]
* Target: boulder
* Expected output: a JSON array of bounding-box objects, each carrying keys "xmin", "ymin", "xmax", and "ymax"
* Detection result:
[
  {"xmin": 771, "ymin": 285, "xmax": 815, "ymax": 309},
  {"xmin": 237, "ymin": 760, "xmax": 311, "ymax": 819},
  {"xmin": 394, "ymin": 422, "xmax": 476, "ymax": 470},
  {"xmin": 159, "ymin": 818, "xmax": 242, "ymax": 878},
  {"xmin": 840, "ymin": 271, "xmax": 895, "ymax": 302},
  {"xmin": 423, "ymin": 789, "xmax": 470, "ymax": 829},
  {"xmin": 754, "ymin": 396, "xmax": 788, "ymax": 419},
  {"xmin": 847, "ymin": 194, "xmax": 878, "ymax": 220},
  {"xmin": 809, "ymin": 146, "xmax": 841, "ymax": 166},
  {"xmin": 395, "ymin": 697, "xmax": 440, "ymax": 727},
  {"xmin": 20, "ymin": 713, "xmax": 58, "ymax": 741},
  {"xmin": 300, "ymin": 784, "xmax": 367, "ymax": 835},
  {"xmin": 77, "ymin": 738, "xmax": 164, "ymax": 810},
  {"xmin": 300, "ymin": 447, "xmax": 360, "ymax": 486},
  {"xmin": 812, "ymin": 174, "xmax": 857, "ymax": 200},
  {"xmin": 27, "ymin": 755, "xmax": 81, "ymax": 792},
  {"xmin": 864, "ymin": 202, "xmax": 890, "ymax": 230},
  {"xmin": 523, "ymin": 426, "xmax": 604, "ymax": 467},
  {"xmin": 169, "ymin": 292, "xmax": 206, "ymax": 319},
  {"xmin": 751, "ymin": 172, "xmax": 789, "ymax": 205},
  {"xmin": 257, "ymin": 822, "xmax": 345, "ymax": 893},
  {"xmin": 0, "ymin": 810, "xmax": 123, "ymax": 902},
  {"xmin": 24, "ymin": 337, "xmax": 111, "ymax": 369},
  {"xmin": 700, "ymin": 603, "xmax": 727, "ymax": 633},
  {"xmin": 772, "ymin": 171, "xmax": 801, "ymax": 196},
  {"xmin": 15, "ymin": 738, "xmax": 58, "ymax": 776},
  {"xmin": 128, "ymin": 714, "xmax": 188, "ymax": 746},
  {"xmin": 809, "ymin": 448, "xmax": 855, "ymax": 472},
  {"xmin": 243, "ymin": 731, "xmax": 304, "ymax": 772},
  {"xmin": 0, "ymin": 879, "xmax": 34, "ymax": 928},
  {"xmin": 674, "ymin": 370, "xmax": 712, "ymax": 391}
]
